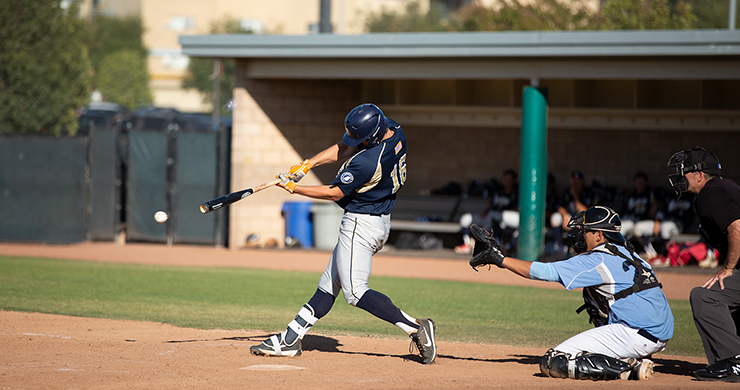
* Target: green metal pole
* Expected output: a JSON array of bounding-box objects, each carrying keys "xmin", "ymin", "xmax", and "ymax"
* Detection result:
[{"xmin": 518, "ymin": 87, "xmax": 548, "ymax": 261}]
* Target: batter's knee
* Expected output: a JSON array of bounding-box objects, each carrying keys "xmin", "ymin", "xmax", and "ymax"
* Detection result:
[{"xmin": 343, "ymin": 286, "xmax": 368, "ymax": 306}]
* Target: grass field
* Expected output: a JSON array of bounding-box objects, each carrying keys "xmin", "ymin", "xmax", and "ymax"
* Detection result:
[{"xmin": 0, "ymin": 256, "xmax": 704, "ymax": 357}]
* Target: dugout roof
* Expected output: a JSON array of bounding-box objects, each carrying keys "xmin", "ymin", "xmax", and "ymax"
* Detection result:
[{"xmin": 179, "ymin": 30, "xmax": 740, "ymax": 80}]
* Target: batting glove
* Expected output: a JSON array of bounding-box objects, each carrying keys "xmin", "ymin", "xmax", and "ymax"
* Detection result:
[
  {"xmin": 286, "ymin": 159, "xmax": 313, "ymax": 182},
  {"xmin": 277, "ymin": 173, "xmax": 297, "ymax": 194}
]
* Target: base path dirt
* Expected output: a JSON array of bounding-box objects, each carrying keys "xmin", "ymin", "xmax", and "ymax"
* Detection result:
[{"xmin": 0, "ymin": 242, "xmax": 723, "ymax": 389}]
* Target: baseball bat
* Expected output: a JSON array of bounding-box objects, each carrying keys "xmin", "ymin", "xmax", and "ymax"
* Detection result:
[{"xmin": 200, "ymin": 178, "xmax": 281, "ymax": 214}]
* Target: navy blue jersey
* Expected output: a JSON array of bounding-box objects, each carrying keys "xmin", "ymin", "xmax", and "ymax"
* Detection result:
[{"xmin": 331, "ymin": 125, "xmax": 407, "ymax": 215}]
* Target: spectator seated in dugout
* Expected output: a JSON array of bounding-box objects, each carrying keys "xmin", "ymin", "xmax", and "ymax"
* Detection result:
[{"xmin": 454, "ymin": 169, "xmax": 519, "ymax": 255}]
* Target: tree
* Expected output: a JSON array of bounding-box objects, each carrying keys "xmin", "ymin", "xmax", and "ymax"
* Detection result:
[
  {"xmin": 86, "ymin": 15, "xmax": 151, "ymax": 111},
  {"xmin": 364, "ymin": 0, "xmax": 698, "ymax": 33},
  {"xmin": 86, "ymin": 15, "xmax": 147, "ymax": 74},
  {"xmin": 365, "ymin": 1, "xmax": 451, "ymax": 32},
  {"xmin": 96, "ymin": 50, "xmax": 153, "ymax": 110},
  {"xmin": 598, "ymin": 0, "xmax": 696, "ymax": 29},
  {"xmin": 688, "ymin": 0, "xmax": 739, "ymax": 29},
  {"xmin": 182, "ymin": 18, "xmax": 252, "ymax": 113},
  {"xmin": 453, "ymin": 0, "xmax": 593, "ymax": 31},
  {"xmin": 0, "ymin": 0, "xmax": 93, "ymax": 136}
]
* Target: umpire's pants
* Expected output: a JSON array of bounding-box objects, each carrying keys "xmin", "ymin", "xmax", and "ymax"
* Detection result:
[{"xmin": 690, "ymin": 269, "xmax": 740, "ymax": 363}]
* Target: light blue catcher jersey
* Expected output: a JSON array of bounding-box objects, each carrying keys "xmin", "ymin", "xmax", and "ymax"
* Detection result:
[
  {"xmin": 550, "ymin": 244, "xmax": 674, "ymax": 341},
  {"xmin": 330, "ymin": 123, "xmax": 407, "ymax": 215}
]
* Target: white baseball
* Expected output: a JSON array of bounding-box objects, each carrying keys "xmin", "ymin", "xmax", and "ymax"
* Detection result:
[{"xmin": 154, "ymin": 211, "xmax": 168, "ymax": 223}]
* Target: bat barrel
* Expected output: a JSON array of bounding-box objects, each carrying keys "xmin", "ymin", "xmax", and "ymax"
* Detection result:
[{"xmin": 200, "ymin": 203, "xmax": 211, "ymax": 214}]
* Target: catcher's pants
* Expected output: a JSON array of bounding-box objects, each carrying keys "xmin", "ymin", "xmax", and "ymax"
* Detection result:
[
  {"xmin": 317, "ymin": 212, "xmax": 390, "ymax": 306},
  {"xmin": 554, "ymin": 323, "xmax": 667, "ymax": 359}
]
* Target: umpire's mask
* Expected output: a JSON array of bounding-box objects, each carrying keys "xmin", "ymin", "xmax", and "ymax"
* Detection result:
[{"xmin": 667, "ymin": 146, "xmax": 721, "ymax": 197}]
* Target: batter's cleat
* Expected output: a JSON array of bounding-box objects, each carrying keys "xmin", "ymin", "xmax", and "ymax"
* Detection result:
[
  {"xmin": 250, "ymin": 333, "xmax": 302, "ymax": 357},
  {"xmin": 410, "ymin": 318, "xmax": 437, "ymax": 365},
  {"xmin": 695, "ymin": 355, "xmax": 740, "ymax": 382}
]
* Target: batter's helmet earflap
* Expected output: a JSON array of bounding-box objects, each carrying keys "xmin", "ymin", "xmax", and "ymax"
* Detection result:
[
  {"xmin": 667, "ymin": 146, "xmax": 721, "ymax": 196},
  {"xmin": 343, "ymin": 103, "xmax": 387, "ymax": 148},
  {"xmin": 567, "ymin": 205, "xmax": 625, "ymax": 253}
]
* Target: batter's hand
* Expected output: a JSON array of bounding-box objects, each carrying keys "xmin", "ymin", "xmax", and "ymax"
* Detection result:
[
  {"xmin": 277, "ymin": 173, "xmax": 297, "ymax": 194},
  {"xmin": 702, "ymin": 267, "xmax": 734, "ymax": 290},
  {"xmin": 286, "ymin": 159, "xmax": 313, "ymax": 182}
]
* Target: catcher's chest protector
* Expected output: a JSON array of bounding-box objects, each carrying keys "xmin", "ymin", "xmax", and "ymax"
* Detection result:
[{"xmin": 577, "ymin": 244, "xmax": 662, "ymax": 326}]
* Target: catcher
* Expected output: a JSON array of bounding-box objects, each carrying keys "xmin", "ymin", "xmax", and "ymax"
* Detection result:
[{"xmin": 469, "ymin": 205, "xmax": 674, "ymax": 380}]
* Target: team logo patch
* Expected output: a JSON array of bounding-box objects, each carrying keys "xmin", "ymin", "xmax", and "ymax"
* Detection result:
[
  {"xmin": 340, "ymin": 172, "xmax": 354, "ymax": 184},
  {"xmin": 394, "ymin": 141, "xmax": 402, "ymax": 155}
]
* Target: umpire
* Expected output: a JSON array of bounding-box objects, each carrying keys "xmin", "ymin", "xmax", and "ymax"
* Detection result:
[
  {"xmin": 468, "ymin": 205, "xmax": 673, "ymax": 381},
  {"xmin": 667, "ymin": 147, "xmax": 740, "ymax": 382}
]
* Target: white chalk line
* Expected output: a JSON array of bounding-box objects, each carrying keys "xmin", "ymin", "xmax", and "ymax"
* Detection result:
[{"xmin": 240, "ymin": 364, "xmax": 307, "ymax": 371}]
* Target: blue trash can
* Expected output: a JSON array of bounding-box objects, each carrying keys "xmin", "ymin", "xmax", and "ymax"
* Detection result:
[{"xmin": 281, "ymin": 202, "xmax": 313, "ymax": 248}]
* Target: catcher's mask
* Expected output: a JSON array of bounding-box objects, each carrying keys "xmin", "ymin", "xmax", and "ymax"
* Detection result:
[
  {"xmin": 567, "ymin": 205, "xmax": 625, "ymax": 253},
  {"xmin": 667, "ymin": 146, "xmax": 721, "ymax": 196}
]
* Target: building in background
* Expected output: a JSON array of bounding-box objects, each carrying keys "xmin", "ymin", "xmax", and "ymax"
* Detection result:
[{"xmin": 77, "ymin": 0, "xmax": 426, "ymax": 112}]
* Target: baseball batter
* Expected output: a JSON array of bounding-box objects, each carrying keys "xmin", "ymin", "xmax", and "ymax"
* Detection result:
[
  {"xmin": 250, "ymin": 103, "xmax": 437, "ymax": 364},
  {"xmin": 469, "ymin": 205, "xmax": 674, "ymax": 380}
]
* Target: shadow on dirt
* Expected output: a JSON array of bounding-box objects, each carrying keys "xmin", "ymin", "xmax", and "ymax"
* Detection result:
[
  {"xmin": 653, "ymin": 357, "xmax": 704, "ymax": 377},
  {"xmin": 165, "ymin": 334, "xmax": 705, "ymax": 375}
]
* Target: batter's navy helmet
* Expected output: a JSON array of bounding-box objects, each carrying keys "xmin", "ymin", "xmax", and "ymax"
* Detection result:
[
  {"xmin": 567, "ymin": 205, "xmax": 625, "ymax": 253},
  {"xmin": 343, "ymin": 103, "xmax": 387, "ymax": 148}
]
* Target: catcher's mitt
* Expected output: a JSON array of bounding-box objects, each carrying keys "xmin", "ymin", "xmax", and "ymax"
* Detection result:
[{"xmin": 469, "ymin": 224, "xmax": 505, "ymax": 270}]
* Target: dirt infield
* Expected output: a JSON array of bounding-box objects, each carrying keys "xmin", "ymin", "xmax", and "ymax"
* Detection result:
[{"xmin": 0, "ymin": 242, "xmax": 725, "ymax": 389}]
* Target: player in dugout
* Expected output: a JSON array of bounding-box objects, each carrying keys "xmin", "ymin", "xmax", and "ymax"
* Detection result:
[
  {"xmin": 468, "ymin": 205, "xmax": 674, "ymax": 381},
  {"xmin": 249, "ymin": 103, "xmax": 437, "ymax": 365}
]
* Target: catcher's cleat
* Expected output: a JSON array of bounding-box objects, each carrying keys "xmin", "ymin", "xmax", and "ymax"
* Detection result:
[
  {"xmin": 633, "ymin": 358, "xmax": 655, "ymax": 380},
  {"xmin": 409, "ymin": 318, "xmax": 437, "ymax": 365},
  {"xmin": 250, "ymin": 333, "xmax": 302, "ymax": 357}
]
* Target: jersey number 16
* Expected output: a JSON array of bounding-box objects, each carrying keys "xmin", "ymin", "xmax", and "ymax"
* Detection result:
[{"xmin": 390, "ymin": 154, "xmax": 407, "ymax": 194}]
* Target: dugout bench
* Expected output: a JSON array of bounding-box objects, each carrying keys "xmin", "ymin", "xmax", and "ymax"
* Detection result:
[{"xmin": 389, "ymin": 195, "xmax": 491, "ymax": 249}]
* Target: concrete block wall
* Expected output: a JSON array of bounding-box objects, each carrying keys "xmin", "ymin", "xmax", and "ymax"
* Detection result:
[{"xmin": 229, "ymin": 78, "xmax": 362, "ymax": 249}]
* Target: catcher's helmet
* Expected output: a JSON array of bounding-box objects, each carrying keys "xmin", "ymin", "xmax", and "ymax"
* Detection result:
[
  {"xmin": 567, "ymin": 205, "xmax": 625, "ymax": 253},
  {"xmin": 343, "ymin": 103, "xmax": 387, "ymax": 148},
  {"xmin": 667, "ymin": 146, "xmax": 721, "ymax": 196}
]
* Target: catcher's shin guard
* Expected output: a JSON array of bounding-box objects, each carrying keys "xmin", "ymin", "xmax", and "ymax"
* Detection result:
[
  {"xmin": 540, "ymin": 349, "xmax": 571, "ymax": 379},
  {"xmin": 540, "ymin": 349, "xmax": 634, "ymax": 380}
]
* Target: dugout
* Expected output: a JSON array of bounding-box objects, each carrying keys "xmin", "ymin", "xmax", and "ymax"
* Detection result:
[{"xmin": 180, "ymin": 30, "xmax": 740, "ymax": 249}]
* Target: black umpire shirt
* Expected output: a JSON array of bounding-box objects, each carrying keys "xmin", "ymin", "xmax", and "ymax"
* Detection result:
[{"xmin": 695, "ymin": 177, "xmax": 740, "ymax": 265}]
